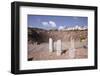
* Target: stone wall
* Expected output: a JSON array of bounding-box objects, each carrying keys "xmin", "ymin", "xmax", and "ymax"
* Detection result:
[{"xmin": 28, "ymin": 28, "xmax": 87, "ymax": 44}]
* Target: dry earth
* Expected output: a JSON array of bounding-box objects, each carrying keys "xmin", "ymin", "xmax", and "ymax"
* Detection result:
[
  {"xmin": 28, "ymin": 41, "xmax": 88, "ymax": 61},
  {"xmin": 28, "ymin": 28, "xmax": 88, "ymax": 61}
]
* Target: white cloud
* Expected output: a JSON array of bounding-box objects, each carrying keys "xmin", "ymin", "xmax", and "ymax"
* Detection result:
[
  {"xmin": 42, "ymin": 22, "xmax": 49, "ymax": 26},
  {"xmin": 49, "ymin": 21, "xmax": 56, "ymax": 27},
  {"xmin": 42, "ymin": 21, "xmax": 57, "ymax": 28},
  {"xmin": 58, "ymin": 26, "xmax": 65, "ymax": 30}
]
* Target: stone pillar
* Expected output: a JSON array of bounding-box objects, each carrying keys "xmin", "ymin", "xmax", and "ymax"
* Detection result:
[
  {"xmin": 53, "ymin": 41, "xmax": 56, "ymax": 52},
  {"xmin": 68, "ymin": 37, "xmax": 75, "ymax": 58},
  {"xmin": 56, "ymin": 40, "xmax": 62, "ymax": 56},
  {"xmin": 49, "ymin": 38, "xmax": 53, "ymax": 52}
]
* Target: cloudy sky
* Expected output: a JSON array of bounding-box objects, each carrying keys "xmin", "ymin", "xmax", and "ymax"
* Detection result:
[{"xmin": 28, "ymin": 15, "xmax": 88, "ymax": 30}]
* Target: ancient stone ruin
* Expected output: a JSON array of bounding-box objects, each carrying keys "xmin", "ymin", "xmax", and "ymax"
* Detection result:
[
  {"xmin": 49, "ymin": 38, "xmax": 62, "ymax": 56},
  {"xmin": 49, "ymin": 37, "xmax": 75, "ymax": 57},
  {"xmin": 68, "ymin": 37, "xmax": 75, "ymax": 58}
]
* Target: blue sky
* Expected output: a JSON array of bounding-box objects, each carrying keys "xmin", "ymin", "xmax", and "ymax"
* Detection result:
[{"xmin": 28, "ymin": 15, "xmax": 88, "ymax": 30}]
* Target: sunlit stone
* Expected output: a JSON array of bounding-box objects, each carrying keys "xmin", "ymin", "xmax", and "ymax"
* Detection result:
[
  {"xmin": 56, "ymin": 40, "xmax": 62, "ymax": 56},
  {"xmin": 49, "ymin": 38, "xmax": 53, "ymax": 52},
  {"xmin": 68, "ymin": 37, "xmax": 75, "ymax": 58}
]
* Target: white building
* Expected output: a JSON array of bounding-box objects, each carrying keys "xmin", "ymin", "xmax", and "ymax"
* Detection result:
[{"xmin": 59, "ymin": 25, "xmax": 87, "ymax": 31}]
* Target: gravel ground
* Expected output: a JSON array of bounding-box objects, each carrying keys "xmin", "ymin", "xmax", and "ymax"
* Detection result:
[{"xmin": 28, "ymin": 40, "xmax": 88, "ymax": 61}]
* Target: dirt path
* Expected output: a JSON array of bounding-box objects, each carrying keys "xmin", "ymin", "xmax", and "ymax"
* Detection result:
[{"xmin": 28, "ymin": 41, "xmax": 88, "ymax": 61}]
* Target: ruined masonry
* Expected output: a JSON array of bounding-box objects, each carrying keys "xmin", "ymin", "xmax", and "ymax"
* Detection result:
[
  {"xmin": 49, "ymin": 37, "xmax": 75, "ymax": 57},
  {"xmin": 49, "ymin": 38, "xmax": 62, "ymax": 56}
]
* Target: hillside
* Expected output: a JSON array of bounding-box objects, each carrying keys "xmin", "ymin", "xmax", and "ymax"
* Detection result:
[{"xmin": 28, "ymin": 27, "xmax": 87, "ymax": 44}]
